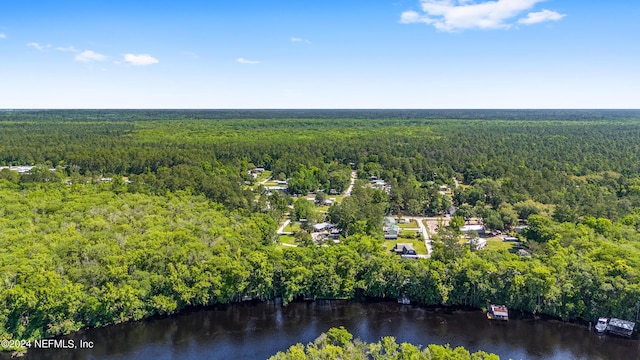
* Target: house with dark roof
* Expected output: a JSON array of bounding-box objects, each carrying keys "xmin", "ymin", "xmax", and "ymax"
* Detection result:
[{"xmin": 392, "ymin": 243, "xmax": 416, "ymax": 256}]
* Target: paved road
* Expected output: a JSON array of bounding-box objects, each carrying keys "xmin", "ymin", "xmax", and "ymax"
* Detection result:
[
  {"xmin": 277, "ymin": 219, "xmax": 291, "ymax": 235},
  {"xmin": 277, "ymin": 171, "xmax": 356, "ymax": 246},
  {"xmin": 259, "ymin": 176, "xmax": 273, "ymax": 185},
  {"xmin": 413, "ymin": 217, "xmax": 433, "ymax": 257},
  {"xmin": 404, "ymin": 216, "xmax": 453, "ymax": 258},
  {"xmin": 344, "ymin": 171, "xmax": 357, "ymax": 196}
]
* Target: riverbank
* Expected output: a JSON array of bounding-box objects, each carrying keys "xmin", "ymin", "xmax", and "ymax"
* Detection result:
[
  {"xmin": 0, "ymin": 297, "xmax": 628, "ymax": 358},
  {"xmin": 3, "ymin": 300, "xmax": 638, "ymax": 360}
]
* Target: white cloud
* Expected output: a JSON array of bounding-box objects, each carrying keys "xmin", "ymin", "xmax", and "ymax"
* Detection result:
[
  {"xmin": 236, "ymin": 57, "xmax": 260, "ymax": 64},
  {"xmin": 0, "ymin": 33, "xmax": 6, "ymax": 39},
  {"xmin": 27, "ymin": 42, "xmax": 52, "ymax": 51},
  {"xmin": 291, "ymin": 37, "xmax": 311, "ymax": 44},
  {"xmin": 123, "ymin": 53, "xmax": 159, "ymax": 66},
  {"xmin": 75, "ymin": 50, "xmax": 106, "ymax": 62},
  {"xmin": 401, "ymin": 0, "xmax": 566, "ymax": 31},
  {"xmin": 400, "ymin": 11, "xmax": 434, "ymax": 25},
  {"xmin": 56, "ymin": 46, "xmax": 79, "ymax": 52},
  {"xmin": 518, "ymin": 9, "xmax": 566, "ymax": 25}
]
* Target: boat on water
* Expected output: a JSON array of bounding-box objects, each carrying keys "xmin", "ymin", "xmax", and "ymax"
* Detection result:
[
  {"xmin": 487, "ymin": 304, "xmax": 509, "ymax": 321},
  {"xmin": 398, "ymin": 296, "xmax": 410, "ymax": 305},
  {"xmin": 606, "ymin": 318, "xmax": 636, "ymax": 338},
  {"xmin": 595, "ymin": 318, "xmax": 608, "ymax": 334}
]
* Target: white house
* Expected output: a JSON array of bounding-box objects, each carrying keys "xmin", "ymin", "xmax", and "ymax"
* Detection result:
[
  {"xmin": 466, "ymin": 237, "xmax": 487, "ymax": 250},
  {"xmin": 460, "ymin": 224, "xmax": 485, "ymax": 234}
]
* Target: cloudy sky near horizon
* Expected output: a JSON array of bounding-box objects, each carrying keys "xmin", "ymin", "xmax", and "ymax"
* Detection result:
[{"xmin": 1, "ymin": 0, "xmax": 638, "ymax": 108}]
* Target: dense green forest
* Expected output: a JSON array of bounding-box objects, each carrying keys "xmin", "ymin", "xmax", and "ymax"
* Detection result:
[
  {"xmin": 2, "ymin": 110, "xmax": 640, "ymax": 348},
  {"xmin": 268, "ymin": 327, "xmax": 499, "ymax": 360}
]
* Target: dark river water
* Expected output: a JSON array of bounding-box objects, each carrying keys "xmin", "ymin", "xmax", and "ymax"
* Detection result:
[{"xmin": 7, "ymin": 301, "xmax": 640, "ymax": 360}]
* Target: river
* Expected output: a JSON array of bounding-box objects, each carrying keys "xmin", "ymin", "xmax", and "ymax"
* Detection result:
[{"xmin": 5, "ymin": 301, "xmax": 639, "ymax": 359}]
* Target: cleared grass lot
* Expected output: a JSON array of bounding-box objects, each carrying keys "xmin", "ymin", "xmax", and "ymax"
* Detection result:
[
  {"xmin": 398, "ymin": 220, "xmax": 418, "ymax": 229},
  {"xmin": 458, "ymin": 236, "xmax": 518, "ymax": 251},
  {"xmin": 279, "ymin": 234, "xmax": 296, "ymax": 245},
  {"xmin": 383, "ymin": 238, "xmax": 428, "ymax": 255}
]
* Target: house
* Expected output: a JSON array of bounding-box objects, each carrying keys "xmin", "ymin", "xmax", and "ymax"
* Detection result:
[
  {"xmin": 515, "ymin": 226, "xmax": 528, "ymax": 234},
  {"xmin": 504, "ymin": 236, "xmax": 519, "ymax": 242},
  {"xmin": 384, "ymin": 228, "xmax": 399, "ymax": 240},
  {"xmin": 518, "ymin": 249, "xmax": 532, "ymax": 258},
  {"xmin": 383, "ymin": 217, "xmax": 396, "ymax": 226},
  {"xmin": 393, "ymin": 243, "xmax": 417, "ymax": 255},
  {"xmin": 460, "ymin": 224, "xmax": 486, "ymax": 235},
  {"xmin": 0, "ymin": 165, "xmax": 36, "ymax": 174},
  {"xmin": 371, "ymin": 179, "xmax": 386, "ymax": 187},
  {"xmin": 252, "ymin": 167, "xmax": 265, "ymax": 173},
  {"xmin": 466, "ymin": 237, "xmax": 487, "ymax": 250},
  {"xmin": 383, "ymin": 217, "xmax": 400, "ymax": 240},
  {"xmin": 313, "ymin": 222, "xmax": 335, "ymax": 232},
  {"xmin": 265, "ymin": 185, "xmax": 288, "ymax": 192}
]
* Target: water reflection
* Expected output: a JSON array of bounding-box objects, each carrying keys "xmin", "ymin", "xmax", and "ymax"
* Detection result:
[{"xmin": 5, "ymin": 301, "xmax": 638, "ymax": 360}]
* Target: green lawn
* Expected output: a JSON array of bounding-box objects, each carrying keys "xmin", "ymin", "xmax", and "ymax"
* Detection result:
[
  {"xmin": 279, "ymin": 234, "xmax": 296, "ymax": 245},
  {"xmin": 458, "ymin": 236, "xmax": 516, "ymax": 251},
  {"xmin": 279, "ymin": 221, "xmax": 300, "ymax": 232},
  {"xmin": 399, "ymin": 229, "xmax": 420, "ymax": 238},
  {"xmin": 332, "ymin": 194, "xmax": 347, "ymax": 202},
  {"xmin": 383, "ymin": 238, "xmax": 428, "ymax": 255},
  {"xmin": 485, "ymin": 237, "xmax": 516, "ymax": 251},
  {"xmin": 255, "ymin": 170, "xmax": 272, "ymax": 183},
  {"xmin": 398, "ymin": 221, "xmax": 418, "ymax": 229},
  {"xmin": 262, "ymin": 180, "xmax": 280, "ymax": 187},
  {"xmin": 246, "ymin": 170, "xmax": 275, "ymax": 190}
]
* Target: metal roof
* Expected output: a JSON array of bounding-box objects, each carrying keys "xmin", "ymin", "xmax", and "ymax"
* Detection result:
[{"xmin": 608, "ymin": 318, "xmax": 635, "ymax": 331}]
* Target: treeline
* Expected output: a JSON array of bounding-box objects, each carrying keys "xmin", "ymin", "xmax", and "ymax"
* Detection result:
[
  {"xmin": 268, "ymin": 327, "xmax": 499, "ymax": 360},
  {"xmin": 2, "ymin": 180, "xmax": 640, "ymax": 343},
  {"xmin": 3, "ymin": 117, "xmax": 640, "ymax": 221},
  {"xmin": 3, "ymin": 112, "xmax": 640, "ymax": 346},
  {"xmin": 2, "ymin": 109, "xmax": 639, "ymax": 121}
]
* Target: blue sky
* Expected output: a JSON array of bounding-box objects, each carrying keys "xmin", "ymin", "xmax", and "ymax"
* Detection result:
[{"xmin": 1, "ymin": 0, "xmax": 638, "ymax": 108}]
